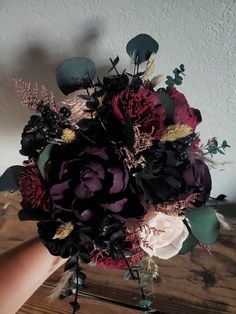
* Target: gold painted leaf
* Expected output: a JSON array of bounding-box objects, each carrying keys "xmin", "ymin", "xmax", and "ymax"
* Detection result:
[
  {"xmin": 52, "ymin": 222, "xmax": 74, "ymax": 240},
  {"xmin": 160, "ymin": 124, "xmax": 193, "ymax": 142},
  {"xmin": 151, "ymin": 74, "xmax": 164, "ymax": 87}
]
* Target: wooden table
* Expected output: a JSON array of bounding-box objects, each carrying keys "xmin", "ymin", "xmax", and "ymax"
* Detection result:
[{"xmin": 0, "ymin": 192, "xmax": 235, "ymax": 314}]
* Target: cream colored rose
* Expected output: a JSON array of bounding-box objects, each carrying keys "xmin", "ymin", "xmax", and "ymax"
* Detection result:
[{"xmin": 139, "ymin": 212, "xmax": 189, "ymax": 259}]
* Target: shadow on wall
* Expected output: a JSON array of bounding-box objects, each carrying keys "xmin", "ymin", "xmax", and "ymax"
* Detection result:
[{"xmin": 0, "ymin": 22, "xmax": 108, "ymax": 134}]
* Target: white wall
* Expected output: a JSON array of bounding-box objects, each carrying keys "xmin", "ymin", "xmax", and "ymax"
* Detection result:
[{"xmin": 0, "ymin": 0, "xmax": 235, "ymax": 202}]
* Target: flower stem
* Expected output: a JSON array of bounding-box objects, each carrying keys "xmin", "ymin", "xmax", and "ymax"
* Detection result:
[
  {"xmin": 114, "ymin": 244, "xmax": 135, "ymax": 280},
  {"xmin": 72, "ymin": 256, "xmax": 79, "ymax": 314}
]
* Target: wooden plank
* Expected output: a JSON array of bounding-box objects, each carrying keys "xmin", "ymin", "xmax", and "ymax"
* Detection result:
[
  {"xmin": 1, "ymin": 192, "xmax": 236, "ymax": 314},
  {"xmin": 47, "ymin": 231, "xmax": 236, "ymax": 314},
  {"xmin": 17, "ymin": 285, "xmax": 141, "ymax": 314}
]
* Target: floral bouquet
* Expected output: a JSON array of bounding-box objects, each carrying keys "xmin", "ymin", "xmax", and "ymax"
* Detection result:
[{"xmin": 0, "ymin": 34, "xmax": 230, "ymax": 313}]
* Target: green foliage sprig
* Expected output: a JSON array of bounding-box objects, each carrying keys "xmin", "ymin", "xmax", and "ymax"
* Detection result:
[
  {"xmin": 202, "ymin": 138, "xmax": 230, "ymax": 156},
  {"xmin": 165, "ymin": 64, "xmax": 185, "ymax": 87}
]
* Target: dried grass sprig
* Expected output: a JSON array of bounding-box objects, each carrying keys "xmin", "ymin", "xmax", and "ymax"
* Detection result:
[
  {"xmin": 215, "ymin": 212, "xmax": 232, "ymax": 230},
  {"xmin": 47, "ymin": 270, "xmax": 73, "ymax": 302}
]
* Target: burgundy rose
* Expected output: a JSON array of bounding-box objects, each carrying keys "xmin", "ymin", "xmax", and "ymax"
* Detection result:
[
  {"xmin": 183, "ymin": 159, "xmax": 212, "ymax": 207},
  {"xmin": 111, "ymin": 85, "xmax": 165, "ymax": 140},
  {"xmin": 18, "ymin": 166, "xmax": 50, "ymax": 211},
  {"xmin": 45, "ymin": 145, "xmax": 145, "ymax": 222},
  {"xmin": 167, "ymin": 87, "xmax": 202, "ymax": 130}
]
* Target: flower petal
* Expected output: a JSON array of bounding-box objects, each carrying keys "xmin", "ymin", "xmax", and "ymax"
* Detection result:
[{"xmin": 100, "ymin": 198, "xmax": 128, "ymax": 212}]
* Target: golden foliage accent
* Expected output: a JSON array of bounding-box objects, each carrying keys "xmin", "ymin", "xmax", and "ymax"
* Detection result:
[
  {"xmin": 151, "ymin": 74, "xmax": 164, "ymax": 87},
  {"xmin": 61, "ymin": 128, "xmax": 76, "ymax": 144},
  {"xmin": 143, "ymin": 53, "xmax": 156, "ymax": 81},
  {"xmin": 160, "ymin": 124, "xmax": 193, "ymax": 142},
  {"xmin": 52, "ymin": 222, "xmax": 74, "ymax": 240}
]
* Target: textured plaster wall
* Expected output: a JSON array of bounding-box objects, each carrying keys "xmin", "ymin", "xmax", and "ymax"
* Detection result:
[{"xmin": 0, "ymin": 0, "xmax": 235, "ymax": 203}]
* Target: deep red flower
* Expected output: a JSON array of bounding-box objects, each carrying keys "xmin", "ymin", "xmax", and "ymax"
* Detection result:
[
  {"xmin": 91, "ymin": 234, "xmax": 145, "ymax": 270},
  {"xmin": 18, "ymin": 166, "xmax": 50, "ymax": 212},
  {"xmin": 167, "ymin": 87, "xmax": 202, "ymax": 130},
  {"xmin": 111, "ymin": 85, "xmax": 165, "ymax": 140}
]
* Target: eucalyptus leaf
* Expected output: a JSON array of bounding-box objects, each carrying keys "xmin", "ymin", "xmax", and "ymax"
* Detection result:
[
  {"xmin": 208, "ymin": 146, "xmax": 218, "ymax": 154},
  {"xmin": 215, "ymin": 194, "xmax": 227, "ymax": 201},
  {"xmin": 123, "ymin": 270, "xmax": 132, "ymax": 281},
  {"xmin": 140, "ymin": 274, "xmax": 150, "ymax": 282},
  {"xmin": 174, "ymin": 76, "xmax": 183, "ymax": 85},
  {"xmin": 217, "ymin": 148, "xmax": 225, "ymax": 154},
  {"xmin": 178, "ymin": 230, "xmax": 198, "ymax": 255},
  {"xmin": 126, "ymin": 34, "xmax": 159, "ymax": 65},
  {"xmin": 137, "ymin": 282, "xmax": 148, "ymax": 289},
  {"xmin": 165, "ymin": 76, "xmax": 174, "ymax": 87},
  {"xmin": 180, "ymin": 64, "xmax": 185, "ymax": 72},
  {"xmin": 0, "ymin": 165, "xmax": 24, "ymax": 192},
  {"xmin": 64, "ymin": 255, "xmax": 78, "ymax": 272},
  {"xmin": 38, "ymin": 144, "xmax": 54, "ymax": 179},
  {"xmin": 139, "ymin": 299, "xmax": 152, "ymax": 307},
  {"xmin": 55, "ymin": 57, "xmax": 96, "ymax": 95},
  {"xmin": 185, "ymin": 206, "xmax": 220, "ymax": 245},
  {"xmin": 222, "ymin": 140, "xmax": 230, "ymax": 148}
]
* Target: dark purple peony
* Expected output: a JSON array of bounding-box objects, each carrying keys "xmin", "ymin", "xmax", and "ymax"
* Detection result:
[
  {"xmin": 45, "ymin": 144, "xmax": 145, "ymax": 222},
  {"xmin": 183, "ymin": 159, "xmax": 212, "ymax": 207}
]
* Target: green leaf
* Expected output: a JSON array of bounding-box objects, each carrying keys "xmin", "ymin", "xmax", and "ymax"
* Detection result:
[
  {"xmin": 126, "ymin": 34, "xmax": 159, "ymax": 65},
  {"xmin": 211, "ymin": 137, "xmax": 218, "ymax": 146},
  {"xmin": 64, "ymin": 254, "xmax": 78, "ymax": 272},
  {"xmin": 185, "ymin": 206, "xmax": 220, "ymax": 245},
  {"xmin": 217, "ymin": 148, "xmax": 225, "ymax": 154},
  {"xmin": 123, "ymin": 270, "xmax": 132, "ymax": 280},
  {"xmin": 174, "ymin": 76, "xmax": 183, "ymax": 85},
  {"xmin": 136, "ymin": 282, "xmax": 148, "ymax": 289},
  {"xmin": 55, "ymin": 57, "xmax": 96, "ymax": 95},
  {"xmin": 222, "ymin": 140, "xmax": 230, "ymax": 148},
  {"xmin": 37, "ymin": 144, "xmax": 54, "ymax": 179},
  {"xmin": 140, "ymin": 274, "xmax": 150, "ymax": 282},
  {"xmin": 0, "ymin": 166, "xmax": 24, "ymax": 192},
  {"xmin": 165, "ymin": 76, "xmax": 174, "ymax": 87},
  {"xmin": 215, "ymin": 194, "xmax": 227, "ymax": 201},
  {"xmin": 179, "ymin": 230, "xmax": 199, "ymax": 255},
  {"xmin": 18, "ymin": 208, "xmax": 51, "ymax": 221},
  {"xmin": 139, "ymin": 299, "xmax": 152, "ymax": 308},
  {"xmin": 180, "ymin": 64, "xmax": 185, "ymax": 72},
  {"xmin": 208, "ymin": 146, "xmax": 218, "ymax": 154}
]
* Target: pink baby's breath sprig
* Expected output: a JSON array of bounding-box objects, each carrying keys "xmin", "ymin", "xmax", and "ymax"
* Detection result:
[
  {"xmin": 133, "ymin": 125, "xmax": 155, "ymax": 153},
  {"xmin": 124, "ymin": 125, "xmax": 155, "ymax": 170},
  {"xmin": 148, "ymin": 193, "xmax": 198, "ymax": 215},
  {"xmin": 14, "ymin": 79, "xmax": 57, "ymax": 112}
]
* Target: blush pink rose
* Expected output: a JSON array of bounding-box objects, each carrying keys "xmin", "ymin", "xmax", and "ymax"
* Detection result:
[{"xmin": 139, "ymin": 212, "xmax": 188, "ymax": 259}]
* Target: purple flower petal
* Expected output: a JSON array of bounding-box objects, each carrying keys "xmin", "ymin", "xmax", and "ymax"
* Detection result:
[
  {"xmin": 74, "ymin": 183, "xmax": 95, "ymax": 199},
  {"xmin": 100, "ymin": 198, "xmax": 128, "ymax": 212},
  {"xmin": 86, "ymin": 161, "xmax": 105, "ymax": 180},
  {"xmin": 108, "ymin": 167, "xmax": 125, "ymax": 194},
  {"xmin": 50, "ymin": 181, "xmax": 70, "ymax": 200},
  {"xmin": 73, "ymin": 208, "xmax": 94, "ymax": 221}
]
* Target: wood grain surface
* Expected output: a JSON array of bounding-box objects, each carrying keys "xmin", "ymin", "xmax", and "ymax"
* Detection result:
[{"xmin": 0, "ymin": 192, "xmax": 235, "ymax": 314}]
